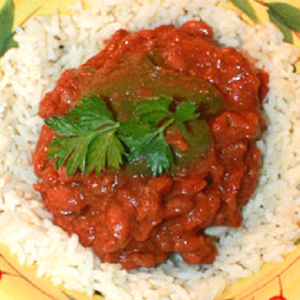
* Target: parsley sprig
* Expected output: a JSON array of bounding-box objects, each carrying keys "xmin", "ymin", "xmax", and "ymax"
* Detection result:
[
  {"xmin": 45, "ymin": 95, "xmax": 199, "ymax": 177},
  {"xmin": 119, "ymin": 97, "xmax": 199, "ymax": 175}
]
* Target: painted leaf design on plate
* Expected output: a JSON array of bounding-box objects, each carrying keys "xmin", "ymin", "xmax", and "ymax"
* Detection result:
[
  {"xmin": 61, "ymin": 290, "xmax": 78, "ymax": 300},
  {"xmin": 230, "ymin": 0, "xmax": 259, "ymax": 23},
  {"xmin": 267, "ymin": 2, "xmax": 300, "ymax": 32},
  {"xmin": 267, "ymin": 9, "xmax": 293, "ymax": 43},
  {"xmin": 294, "ymin": 238, "xmax": 300, "ymax": 245},
  {"xmin": 264, "ymin": 2, "xmax": 300, "ymax": 70},
  {"xmin": 0, "ymin": 0, "xmax": 18, "ymax": 58}
]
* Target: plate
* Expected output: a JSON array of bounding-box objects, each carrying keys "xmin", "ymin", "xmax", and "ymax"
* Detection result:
[{"xmin": 0, "ymin": 0, "xmax": 300, "ymax": 299}]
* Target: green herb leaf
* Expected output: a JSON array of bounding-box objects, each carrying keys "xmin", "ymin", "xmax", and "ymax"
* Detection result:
[
  {"xmin": 86, "ymin": 131, "xmax": 125, "ymax": 174},
  {"xmin": 119, "ymin": 120, "xmax": 157, "ymax": 159},
  {"xmin": 118, "ymin": 120, "xmax": 152, "ymax": 138},
  {"xmin": 48, "ymin": 137, "xmax": 84, "ymax": 170},
  {"xmin": 120, "ymin": 97, "xmax": 199, "ymax": 175},
  {"xmin": 267, "ymin": 9, "xmax": 293, "ymax": 43},
  {"xmin": 121, "ymin": 128, "xmax": 173, "ymax": 176},
  {"xmin": 46, "ymin": 95, "xmax": 201, "ymax": 177},
  {"xmin": 45, "ymin": 116, "xmax": 85, "ymax": 136},
  {"xmin": 48, "ymin": 134, "xmax": 97, "ymax": 176},
  {"xmin": 174, "ymin": 102, "xmax": 199, "ymax": 123},
  {"xmin": 65, "ymin": 135, "xmax": 95, "ymax": 176},
  {"xmin": 134, "ymin": 96, "xmax": 172, "ymax": 117},
  {"xmin": 174, "ymin": 101, "xmax": 199, "ymax": 135},
  {"xmin": 67, "ymin": 95, "xmax": 115, "ymax": 130},
  {"xmin": 120, "ymin": 127, "xmax": 158, "ymax": 161},
  {"xmin": 268, "ymin": 2, "xmax": 300, "ymax": 32},
  {"xmin": 144, "ymin": 135, "xmax": 174, "ymax": 176},
  {"xmin": 134, "ymin": 96, "xmax": 172, "ymax": 125},
  {"xmin": 0, "ymin": 0, "xmax": 18, "ymax": 58},
  {"xmin": 230, "ymin": 0, "xmax": 259, "ymax": 24},
  {"xmin": 46, "ymin": 96, "xmax": 124, "ymax": 176}
]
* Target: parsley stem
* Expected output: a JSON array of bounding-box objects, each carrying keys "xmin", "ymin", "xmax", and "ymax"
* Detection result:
[
  {"xmin": 159, "ymin": 118, "xmax": 175, "ymax": 134},
  {"xmin": 97, "ymin": 123, "xmax": 120, "ymax": 135}
]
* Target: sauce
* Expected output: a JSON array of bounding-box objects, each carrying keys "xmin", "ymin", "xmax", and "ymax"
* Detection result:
[{"xmin": 33, "ymin": 21, "xmax": 268, "ymax": 269}]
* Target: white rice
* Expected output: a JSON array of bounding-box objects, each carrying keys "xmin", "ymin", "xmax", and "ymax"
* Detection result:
[{"xmin": 1, "ymin": 0, "xmax": 300, "ymax": 299}]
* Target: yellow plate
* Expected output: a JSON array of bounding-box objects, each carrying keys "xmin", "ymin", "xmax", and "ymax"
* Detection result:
[{"xmin": 1, "ymin": 0, "xmax": 300, "ymax": 299}]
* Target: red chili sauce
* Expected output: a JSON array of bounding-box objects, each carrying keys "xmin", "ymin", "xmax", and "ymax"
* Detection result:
[{"xmin": 33, "ymin": 21, "xmax": 268, "ymax": 269}]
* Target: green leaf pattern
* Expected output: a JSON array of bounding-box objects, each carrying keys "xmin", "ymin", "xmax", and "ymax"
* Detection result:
[
  {"xmin": 268, "ymin": 2, "xmax": 300, "ymax": 32},
  {"xmin": 230, "ymin": 0, "xmax": 259, "ymax": 23},
  {"xmin": 61, "ymin": 290, "xmax": 78, "ymax": 300},
  {"xmin": 0, "ymin": 0, "xmax": 18, "ymax": 58},
  {"xmin": 267, "ymin": 9, "xmax": 293, "ymax": 43},
  {"xmin": 230, "ymin": 0, "xmax": 300, "ymax": 45}
]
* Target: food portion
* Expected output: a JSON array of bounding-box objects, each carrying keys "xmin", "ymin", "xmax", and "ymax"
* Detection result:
[{"xmin": 33, "ymin": 21, "xmax": 268, "ymax": 269}]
